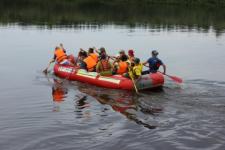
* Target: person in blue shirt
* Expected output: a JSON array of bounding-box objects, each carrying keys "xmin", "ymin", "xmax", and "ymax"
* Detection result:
[{"xmin": 142, "ymin": 50, "xmax": 166, "ymax": 75}]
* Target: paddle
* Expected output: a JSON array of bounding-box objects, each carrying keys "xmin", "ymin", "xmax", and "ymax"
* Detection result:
[
  {"xmin": 128, "ymin": 67, "xmax": 139, "ymax": 94},
  {"xmin": 43, "ymin": 60, "xmax": 54, "ymax": 74},
  {"xmin": 159, "ymin": 71, "xmax": 183, "ymax": 83}
]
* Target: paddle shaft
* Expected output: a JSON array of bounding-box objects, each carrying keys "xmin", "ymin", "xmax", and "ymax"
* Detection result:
[
  {"xmin": 128, "ymin": 67, "xmax": 139, "ymax": 94},
  {"xmin": 43, "ymin": 61, "xmax": 54, "ymax": 73},
  {"xmin": 158, "ymin": 71, "xmax": 183, "ymax": 83}
]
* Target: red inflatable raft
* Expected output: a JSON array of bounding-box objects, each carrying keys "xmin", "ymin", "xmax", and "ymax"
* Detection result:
[{"xmin": 54, "ymin": 64, "xmax": 164, "ymax": 91}]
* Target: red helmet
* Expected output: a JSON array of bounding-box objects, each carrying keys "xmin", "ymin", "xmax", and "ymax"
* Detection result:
[{"xmin": 128, "ymin": 49, "xmax": 134, "ymax": 56}]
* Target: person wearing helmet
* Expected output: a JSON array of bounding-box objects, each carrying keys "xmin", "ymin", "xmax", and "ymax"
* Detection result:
[
  {"xmin": 124, "ymin": 57, "xmax": 143, "ymax": 79},
  {"xmin": 128, "ymin": 49, "xmax": 135, "ymax": 63},
  {"xmin": 142, "ymin": 50, "xmax": 166, "ymax": 74},
  {"xmin": 132, "ymin": 58, "xmax": 143, "ymax": 78}
]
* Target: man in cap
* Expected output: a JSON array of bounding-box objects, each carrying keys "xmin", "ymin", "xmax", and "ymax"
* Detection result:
[{"xmin": 142, "ymin": 50, "xmax": 166, "ymax": 75}]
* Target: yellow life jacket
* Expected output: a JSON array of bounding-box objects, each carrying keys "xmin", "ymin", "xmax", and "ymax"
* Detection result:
[{"xmin": 133, "ymin": 63, "xmax": 143, "ymax": 76}]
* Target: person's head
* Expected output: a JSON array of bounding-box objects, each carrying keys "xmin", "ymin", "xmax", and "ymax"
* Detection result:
[
  {"xmin": 121, "ymin": 54, "xmax": 128, "ymax": 62},
  {"xmin": 99, "ymin": 47, "xmax": 106, "ymax": 54},
  {"xmin": 59, "ymin": 43, "xmax": 63, "ymax": 47},
  {"xmin": 115, "ymin": 53, "xmax": 120, "ymax": 59},
  {"xmin": 119, "ymin": 50, "xmax": 125, "ymax": 55},
  {"xmin": 55, "ymin": 46, "xmax": 60, "ymax": 51},
  {"xmin": 134, "ymin": 58, "xmax": 140, "ymax": 65},
  {"xmin": 128, "ymin": 49, "xmax": 134, "ymax": 57},
  {"xmin": 88, "ymin": 48, "xmax": 94, "ymax": 54},
  {"xmin": 100, "ymin": 54, "xmax": 106, "ymax": 60},
  {"xmin": 79, "ymin": 51, "xmax": 87, "ymax": 59},
  {"xmin": 151, "ymin": 50, "xmax": 159, "ymax": 57}
]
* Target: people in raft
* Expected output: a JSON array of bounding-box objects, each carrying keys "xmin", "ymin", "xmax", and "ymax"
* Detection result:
[{"xmin": 52, "ymin": 45, "xmax": 166, "ymax": 77}]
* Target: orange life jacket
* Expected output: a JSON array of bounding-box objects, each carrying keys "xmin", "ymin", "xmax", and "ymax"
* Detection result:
[
  {"xmin": 89, "ymin": 53, "xmax": 98, "ymax": 63},
  {"xmin": 53, "ymin": 89, "xmax": 65, "ymax": 102},
  {"xmin": 117, "ymin": 61, "xmax": 128, "ymax": 74},
  {"xmin": 84, "ymin": 56, "xmax": 97, "ymax": 71},
  {"xmin": 54, "ymin": 49, "xmax": 67, "ymax": 63}
]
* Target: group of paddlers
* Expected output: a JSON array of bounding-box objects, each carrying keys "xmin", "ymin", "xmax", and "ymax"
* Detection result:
[{"xmin": 44, "ymin": 43, "xmax": 166, "ymax": 80}]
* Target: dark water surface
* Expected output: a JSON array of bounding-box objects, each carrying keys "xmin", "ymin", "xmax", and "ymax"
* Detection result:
[{"xmin": 1, "ymin": 2, "xmax": 225, "ymax": 150}]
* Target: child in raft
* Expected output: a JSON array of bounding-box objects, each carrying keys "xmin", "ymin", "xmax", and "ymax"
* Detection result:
[{"xmin": 124, "ymin": 58, "xmax": 143, "ymax": 79}]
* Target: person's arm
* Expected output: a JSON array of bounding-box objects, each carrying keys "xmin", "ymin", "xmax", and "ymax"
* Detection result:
[
  {"xmin": 53, "ymin": 54, "xmax": 56, "ymax": 60},
  {"xmin": 142, "ymin": 61, "xmax": 148, "ymax": 66},
  {"xmin": 162, "ymin": 64, "xmax": 166, "ymax": 74},
  {"xmin": 93, "ymin": 47, "xmax": 100, "ymax": 54},
  {"xmin": 109, "ymin": 62, "xmax": 113, "ymax": 70},
  {"xmin": 51, "ymin": 55, "xmax": 56, "ymax": 63},
  {"xmin": 96, "ymin": 62, "xmax": 100, "ymax": 73},
  {"xmin": 50, "ymin": 59, "xmax": 55, "ymax": 63}
]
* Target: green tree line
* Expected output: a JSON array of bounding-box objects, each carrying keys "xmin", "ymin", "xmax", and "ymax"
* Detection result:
[{"xmin": 0, "ymin": 0, "xmax": 225, "ymax": 35}]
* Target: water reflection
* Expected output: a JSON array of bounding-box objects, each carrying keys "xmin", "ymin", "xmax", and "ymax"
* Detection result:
[
  {"xmin": 45, "ymin": 75, "xmax": 68, "ymax": 111},
  {"xmin": 51, "ymin": 79, "xmax": 68, "ymax": 103},
  {"xmin": 1, "ymin": 1, "xmax": 225, "ymax": 36},
  {"xmin": 44, "ymin": 73, "xmax": 164, "ymax": 129},
  {"xmin": 77, "ymin": 84, "xmax": 163, "ymax": 129}
]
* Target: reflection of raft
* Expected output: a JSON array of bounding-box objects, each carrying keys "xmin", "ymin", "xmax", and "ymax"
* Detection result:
[{"xmin": 54, "ymin": 64, "xmax": 164, "ymax": 91}]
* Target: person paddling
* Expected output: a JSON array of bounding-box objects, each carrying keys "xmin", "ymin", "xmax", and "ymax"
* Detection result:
[
  {"xmin": 59, "ymin": 43, "xmax": 66, "ymax": 52},
  {"xmin": 43, "ymin": 44, "xmax": 72, "ymax": 74},
  {"xmin": 52, "ymin": 46, "xmax": 70, "ymax": 65},
  {"xmin": 142, "ymin": 50, "xmax": 166, "ymax": 75},
  {"xmin": 124, "ymin": 58, "xmax": 143, "ymax": 79}
]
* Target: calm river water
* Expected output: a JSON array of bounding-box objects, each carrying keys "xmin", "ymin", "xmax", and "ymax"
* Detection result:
[{"xmin": 1, "ymin": 3, "xmax": 225, "ymax": 150}]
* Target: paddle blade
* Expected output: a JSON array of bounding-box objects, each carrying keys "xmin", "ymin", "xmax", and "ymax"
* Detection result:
[
  {"xmin": 168, "ymin": 75, "xmax": 183, "ymax": 83},
  {"xmin": 43, "ymin": 68, "xmax": 48, "ymax": 74}
]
